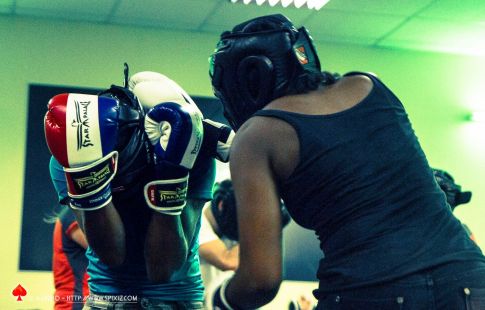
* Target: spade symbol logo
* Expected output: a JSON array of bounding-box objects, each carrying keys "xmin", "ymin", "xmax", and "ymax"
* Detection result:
[{"xmin": 12, "ymin": 284, "xmax": 27, "ymax": 301}]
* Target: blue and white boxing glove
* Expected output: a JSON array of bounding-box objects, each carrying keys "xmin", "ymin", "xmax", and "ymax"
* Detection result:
[
  {"xmin": 144, "ymin": 102, "xmax": 203, "ymax": 215},
  {"xmin": 129, "ymin": 71, "xmax": 202, "ymax": 114},
  {"xmin": 44, "ymin": 93, "xmax": 119, "ymax": 210},
  {"xmin": 129, "ymin": 71, "xmax": 234, "ymax": 163}
]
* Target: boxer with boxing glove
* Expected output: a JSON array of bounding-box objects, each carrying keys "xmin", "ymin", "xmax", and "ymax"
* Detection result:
[
  {"xmin": 142, "ymin": 99, "xmax": 205, "ymax": 281},
  {"xmin": 209, "ymin": 14, "xmax": 485, "ymax": 309},
  {"xmin": 128, "ymin": 71, "xmax": 234, "ymax": 164},
  {"xmin": 128, "ymin": 70, "xmax": 231, "ymax": 282},
  {"xmin": 45, "ymin": 93, "xmax": 127, "ymax": 266},
  {"xmin": 45, "ymin": 68, "xmax": 217, "ymax": 309}
]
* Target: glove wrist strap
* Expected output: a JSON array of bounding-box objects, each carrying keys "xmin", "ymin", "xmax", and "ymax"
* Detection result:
[
  {"xmin": 69, "ymin": 184, "xmax": 112, "ymax": 211},
  {"xmin": 65, "ymin": 151, "xmax": 118, "ymax": 210},
  {"xmin": 144, "ymin": 175, "xmax": 189, "ymax": 215}
]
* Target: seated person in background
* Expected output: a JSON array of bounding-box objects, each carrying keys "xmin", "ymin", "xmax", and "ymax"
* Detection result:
[
  {"xmin": 432, "ymin": 168, "xmax": 476, "ymax": 242},
  {"xmin": 44, "ymin": 66, "xmax": 232, "ymax": 309},
  {"xmin": 48, "ymin": 162, "xmax": 89, "ymax": 310}
]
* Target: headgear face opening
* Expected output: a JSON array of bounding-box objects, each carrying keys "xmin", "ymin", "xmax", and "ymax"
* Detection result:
[
  {"xmin": 432, "ymin": 169, "xmax": 472, "ymax": 210},
  {"xmin": 209, "ymin": 14, "xmax": 321, "ymax": 130}
]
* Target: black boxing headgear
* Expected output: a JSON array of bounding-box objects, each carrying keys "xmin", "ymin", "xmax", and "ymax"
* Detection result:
[
  {"xmin": 211, "ymin": 179, "xmax": 292, "ymax": 241},
  {"xmin": 209, "ymin": 14, "xmax": 322, "ymax": 130},
  {"xmin": 211, "ymin": 179, "xmax": 238, "ymax": 240},
  {"xmin": 432, "ymin": 168, "xmax": 472, "ymax": 210},
  {"xmin": 98, "ymin": 67, "xmax": 150, "ymax": 192}
]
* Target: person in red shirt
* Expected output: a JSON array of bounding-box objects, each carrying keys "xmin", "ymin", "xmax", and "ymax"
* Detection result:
[{"xmin": 49, "ymin": 158, "xmax": 89, "ymax": 310}]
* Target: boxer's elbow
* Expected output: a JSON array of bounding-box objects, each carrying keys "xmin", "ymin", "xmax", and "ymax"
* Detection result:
[
  {"xmin": 244, "ymin": 269, "xmax": 282, "ymax": 304},
  {"xmin": 248, "ymin": 277, "xmax": 281, "ymax": 306}
]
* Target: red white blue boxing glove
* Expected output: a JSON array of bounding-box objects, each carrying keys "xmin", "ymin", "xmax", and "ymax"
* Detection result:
[
  {"xmin": 144, "ymin": 102, "xmax": 203, "ymax": 215},
  {"xmin": 44, "ymin": 93, "xmax": 119, "ymax": 210}
]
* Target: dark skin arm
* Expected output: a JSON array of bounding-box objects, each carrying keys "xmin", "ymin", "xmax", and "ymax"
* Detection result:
[
  {"xmin": 144, "ymin": 198, "xmax": 205, "ymax": 283},
  {"xmin": 223, "ymin": 116, "xmax": 297, "ymax": 309},
  {"xmin": 74, "ymin": 197, "xmax": 205, "ymax": 282},
  {"xmin": 73, "ymin": 204, "xmax": 126, "ymax": 267}
]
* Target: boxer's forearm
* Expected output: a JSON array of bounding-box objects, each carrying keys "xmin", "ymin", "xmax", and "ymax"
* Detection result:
[
  {"xmin": 82, "ymin": 202, "xmax": 126, "ymax": 267},
  {"xmin": 144, "ymin": 198, "xmax": 205, "ymax": 283},
  {"xmin": 144, "ymin": 212, "xmax": 187, "ymax": 283}
]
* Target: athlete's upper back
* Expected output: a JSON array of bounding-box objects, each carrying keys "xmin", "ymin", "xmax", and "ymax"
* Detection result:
[{"xmin": 252, "ymin": 72, "xmax": 484, "ymax": 292}]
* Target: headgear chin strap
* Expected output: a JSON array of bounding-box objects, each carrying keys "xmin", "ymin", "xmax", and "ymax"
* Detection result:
[
  {"xmin": 432, "ymin": 168, "xmax": 472, "ymax": 210},
  {"xmin": 209, "ymin": 14, "xmax": 321, "ymax": 130}
]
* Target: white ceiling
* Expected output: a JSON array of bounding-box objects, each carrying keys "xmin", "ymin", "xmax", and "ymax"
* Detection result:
[{"xmin": 1, "ymin": 0, "xmax": 485, "ymax": 56}]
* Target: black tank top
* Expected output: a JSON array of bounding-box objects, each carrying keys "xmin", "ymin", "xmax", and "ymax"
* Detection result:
[{"xmin": 253, "ymin": 72, "xmax": 484, "ymax": 294}]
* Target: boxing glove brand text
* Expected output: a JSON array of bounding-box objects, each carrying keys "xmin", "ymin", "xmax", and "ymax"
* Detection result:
[
  {"xmin": 71, "ymin": 100, "xmax": 94, "ymax": 150},
  {"xmin": 75, "ymin": 164, "xmax": 111, "ymax": 190},
  {"xmin": 158, "ymin": 187, "xmax": 187, "ymax": 203}
]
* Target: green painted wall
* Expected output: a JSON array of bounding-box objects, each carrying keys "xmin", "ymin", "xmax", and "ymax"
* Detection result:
[{"xmin": 1, "ymin": 15, "xmax": 484, "ymax": 309}]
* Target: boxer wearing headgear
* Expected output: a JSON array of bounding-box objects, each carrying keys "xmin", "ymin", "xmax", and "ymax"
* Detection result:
[
  {"xmin": 209, "ymin": 14, "xmax": 338, "ymax": 130},
  {"xmin": 45, "ymin": 64, "xmax": 227, "ymax": 309},
  {"xmin": 209, "ymin": 14, "xmax": 485, "ymax": 310}
]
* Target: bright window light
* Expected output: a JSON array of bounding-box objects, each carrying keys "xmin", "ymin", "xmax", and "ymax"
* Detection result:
[
  {"xmin": 313, "ymin": 0, "xmax": 330, "ymax": 10},
  {"xmin": 229, "ymin": 0, "xmax": 330, "ymax": 10},
  {"xmin": 469, "ymin": 111, "xmax": 485, "ymax": 122},
  {"xmin": 294, "ymin": 0, "xmax": 306, "ymax": 8},
  {"xmin": 281, "ymin": 0, "xmax": 293, "ymax": 7}
]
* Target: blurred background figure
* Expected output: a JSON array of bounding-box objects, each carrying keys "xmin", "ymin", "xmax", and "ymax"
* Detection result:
[
  {"xmin": 198, "ymin": 180, "xmax": 239, "ymax": 309},
  {"xmin": 48, "ymin": 158, "xmax": 89, "ymax": 310},
  {"xmin": 52, "ymin": 207, "xmax": 89, "ymax": 310},
  {"xmin": 433, "ymin": 168, "xmax": 476, "ymax": 242},
  {"xmin": 288, "ymin": 294, "xmax": 316, "ymax": 310}
]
